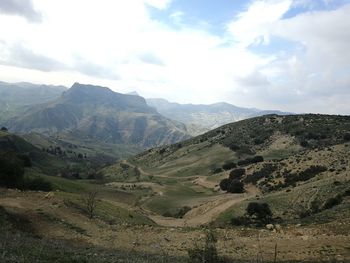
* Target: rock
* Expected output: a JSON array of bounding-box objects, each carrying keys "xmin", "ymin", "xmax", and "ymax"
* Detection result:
[
  {"xmin": 275, "ymin": 224, "xmax": 282, "ymax": 231},
  {"xmin": 266, "ymin": 224, "xmax": 274, "ymax": 230}
]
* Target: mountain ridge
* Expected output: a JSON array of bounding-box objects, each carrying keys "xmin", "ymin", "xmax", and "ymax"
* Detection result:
[
  {"xmin": 146, "ymin": 98, "xmax": 292, "ymax": 135},
  {"xmin": 4, "ymin": 83, "xmax": 190, "ymax": 149}
]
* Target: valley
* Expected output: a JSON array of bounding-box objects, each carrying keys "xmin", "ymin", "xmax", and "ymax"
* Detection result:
[{"xmin": 1, "ymin": 110, "xmax": 350, "ymax": 262}]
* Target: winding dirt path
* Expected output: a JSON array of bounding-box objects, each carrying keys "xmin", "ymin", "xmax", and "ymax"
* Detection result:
[{"xmin": 147, "ymin": 185, "xmax": 259, "ymax": 227}]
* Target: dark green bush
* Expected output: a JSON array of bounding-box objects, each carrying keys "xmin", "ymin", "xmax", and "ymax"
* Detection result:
[
  {"xmin": 229, "ymin": 168, "xmax": 245, "ymax": 179},
  {"xmin": 237, "ymin": 155, "xmax": 264, "ymax": 166},
  {"xmin": 323, "ymin": 196, "xmax": 342, "ymax": 209},
  {"xmin": 219, "ymin": 178, "xmax": 231, "ymax": 191},
  {"xmin": 284, "ymin": 165, "xmax": 327, "ymax": 185},
  {"xmin": 226, "ymin": 180, "xmax": 244, "ymax": 193},
  {"xmin": 246, "ymin": 202, "xmax": 273, "ymax": 224},
  {"xmin": 244, "ymin": 164, "xmax": 277, "ymax": 185},
  {"xmin": 222, "ymin": 161, "xmax": 236, "ymax": 170}
]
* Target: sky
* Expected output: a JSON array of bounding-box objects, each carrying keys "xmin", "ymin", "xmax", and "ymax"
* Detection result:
[{"xmin": 0, "ymin": 0, "xmax": 349, "ymax": 114}]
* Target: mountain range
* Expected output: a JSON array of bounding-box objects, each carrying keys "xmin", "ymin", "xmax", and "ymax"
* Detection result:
[
  {"xmin": 4, "ymin": 83, "xmax": 190, "ymax": 148},
  {"xmin": 146, "ymin": 98, "xmax": 291, "ymax": 135},
  {"xmin": 0, "ymin": 81, "xmax": 66, "ymax": 123},
  {"xmin": 0, "ymin": 81, "xmax": 292, "ymax": 159}
]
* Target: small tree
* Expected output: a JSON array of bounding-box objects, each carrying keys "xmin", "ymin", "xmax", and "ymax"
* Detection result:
[
  {"xmin": 0, "ymin": 127, "xmax": 8, "ymax": 132},
  {"xmin": 229, "ymin": 168, "xmax": 245, "ymax": 179},
  {"xmin": 227, "ymin": 180, "xmax": 244, "ymax": 193},
  {"xmin": 219, "ymin": 178, "xmax": 231, "ymax": 191},
  {"xmin": 246, "ymin": 202, "xmax": 272, "ymax": 224},
  {"xmin": 82, "ymin": 191, "xmax": 98, "ymax": 219}
]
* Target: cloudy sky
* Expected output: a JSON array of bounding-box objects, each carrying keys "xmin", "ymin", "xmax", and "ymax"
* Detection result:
[{"xmin": 0, "ymin": 0, "xmax": 349, "ymax": 114}]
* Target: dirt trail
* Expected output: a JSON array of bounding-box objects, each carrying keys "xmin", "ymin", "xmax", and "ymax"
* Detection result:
[
  {"xmin": 193, "ymin": 177, "xmax": 218, "ymax": 189},
  {"xmin": 148, "ymin": 186, "xmax": 259, "ymax": 227}
]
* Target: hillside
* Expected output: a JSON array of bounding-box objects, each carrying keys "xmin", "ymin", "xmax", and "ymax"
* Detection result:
[
  {"xmin": 0, "ymin": 81, "xmax": 66, "ymax": 123},
  {"xmin": 5, "ymin": 83, "xmax": 190, "ymax": 149},
  {"xmin": 146, "ymin": 98, "xmax": 291, "ymax": 135},
  {"xmin": 1, "ymin": 114, "xmax": 350, "ymax": 262},
  {"xmin": 103, "ymin": 114, "xmax": 350, "ymax": 224}
]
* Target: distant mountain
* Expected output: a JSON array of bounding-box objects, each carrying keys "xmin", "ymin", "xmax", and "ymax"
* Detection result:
[
  {"xmin": 0, "ymin": 81, "xmax": 67, "ymax": 123},
  {"xmin": 146, "ymin": 98, "xmax": 291, "ymax": 135},
  {"xmin": 5, "ymin": 83, "xmax": 190, "ymax": 148}
]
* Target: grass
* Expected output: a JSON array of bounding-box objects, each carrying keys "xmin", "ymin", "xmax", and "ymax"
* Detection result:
[
  {"xmin": 0, "ymin": 231, "xmax": 185, "ymax": 263},
  {"xmin": 144, "ymin": 183, "xmax": 216, "ymax": 215}
]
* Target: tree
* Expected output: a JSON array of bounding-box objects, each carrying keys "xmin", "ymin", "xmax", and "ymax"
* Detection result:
[
  {"xmin": 219, "ymin": 178, "xmax": 231, "ymax": 191},
  {"xmin": 229, "ymin": 168, "xmax": 245, "ymax": 179},
  {"xmin": 82, "ymin": 191, "xmax": 98, "ymax": 219},
  {"xmin": 0, "ymin": 127, "xmax": 8, "ymax": 132},
  {"xmin": 227, "ymin": 180, "xmax": 244, "ymax": 193},
  {"xmin": 246, "ymin": 202, "xmax": 272, "ymax": 224}
]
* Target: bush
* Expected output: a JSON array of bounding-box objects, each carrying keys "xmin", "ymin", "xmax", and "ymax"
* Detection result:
[
  {"xmin": 323, "ymin": 196, "xmax": 342, "ymax": 209},
  {"xmin": 227, "ymin": 180, "xmax": 244, "ymax": 193},
  {"xmin": 229, "ymin": 168, "xmax": 245, "ymax": 179},
  {"xmin": 284, "ymin": 165, "xmax": 327, "ymax": 186},
  {"xmin": 219, "ymin": 178, "xmax": 231, "ymax": 191},
  {"xmin": 237, "ymin": 156, "xmax": 264, "ymax": 166},
  {"xmin": 246, "ymin": 202, "xmax": 273, "ymax": 224},
  {"xmin": 244, "ymin": 164, "xmax": 277, "ymax": 185},
  {"xmin": 222, "ymin": 162, "xmax": 236, "ymax": 171}
]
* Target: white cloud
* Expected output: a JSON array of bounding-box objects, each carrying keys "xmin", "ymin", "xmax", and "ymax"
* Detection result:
[
  {"xmin": 0, "ymin": 0, "xmax": 348, "ymax": 114},
  {"xmin": 227, "ymin": 0, "xmax": 292, "ymax": 47}
]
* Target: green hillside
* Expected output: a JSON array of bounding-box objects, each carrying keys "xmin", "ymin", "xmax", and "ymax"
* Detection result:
[{"xmin": 102, "ymin": 114, "xmax": 350, "ymax": 223}]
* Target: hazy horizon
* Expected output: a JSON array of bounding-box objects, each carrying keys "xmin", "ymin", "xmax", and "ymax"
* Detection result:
[{"xmin": 0, "ymin": 0, "xmax": 349, "ymax": 114}]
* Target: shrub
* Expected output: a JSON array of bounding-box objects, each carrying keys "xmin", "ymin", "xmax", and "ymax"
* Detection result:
[
  {"xmin": 219, "ymin": 178, "xmax": 231, "ymax": 191},
  {"xmin": 323, "ymin": 196, "xmax": 342, "ymax": 209},
  {"xmin": 246, "ymin": 202, "xmax": 273, "ymax": 224},
  {"xmin": 229, "ymin": 168, "xmax": 245, "ymax": 179},
  {"xmin": 237, "ymin": 156, "xmax": 264, "ymax": 166},
  {"xmin": 284, "ymin": 165, "xmax": 327, "ymax": 185},
  {"xmin": 244, "ymin": 164, "xmax": 277, "ymax": 185},
  {"xmin": 222, "ymin": 162, "xmax": 236, "ymax": 171},
  {"xmin": 227, "ymin": 180, "xmax": 244, "ymax": 193}
]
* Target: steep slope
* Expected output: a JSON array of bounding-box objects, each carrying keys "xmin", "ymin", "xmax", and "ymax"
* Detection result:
[
  {"xmin": 146, "ymin": 98, "xmax": 291, "ymax": 135},
  {"xmin": 6, "ymin": 83, "xmax": 190, "ymax": 148},
  {"xmin": 0, "ymin": 81, "xmax": 66, "ymax": 123}
]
